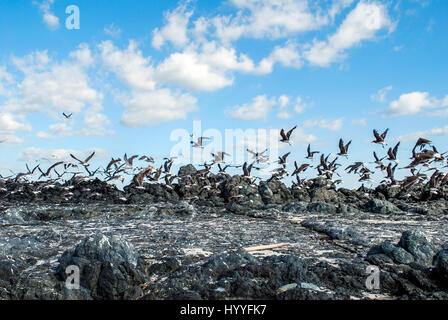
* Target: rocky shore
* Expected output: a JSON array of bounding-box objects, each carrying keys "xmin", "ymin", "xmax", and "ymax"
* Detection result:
[{"xmin": 1, "ymin": 165, "xmax": 448, "ymax": 300}]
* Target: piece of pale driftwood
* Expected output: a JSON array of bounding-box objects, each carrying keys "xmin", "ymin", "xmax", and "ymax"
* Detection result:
[{"xmin": 233, "ymin": 243, "xmax": 291, "ymax": 252}]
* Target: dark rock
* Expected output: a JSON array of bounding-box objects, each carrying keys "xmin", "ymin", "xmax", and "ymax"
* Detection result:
[
  {"xmin": 307, "ymin": 202, "xmax": 337, "ymax": 214},
  {"xmin": 258, "ymin": 181, "xmax": 293, "ymax": 204},
  {"xmin": 398, "ymin": 230, "xmax": 439, "ymax": 266},
  {"xmin": 282, "ymin": 201, "xmax": 309, "ymax": 213},
  {"xmin": 434, "ymin": 249, "xmax": 448, "ymax": 283},
  {"xmin": 178, "ymin": 164, "xmax": 197, "ymax": 177},
  {"xmin": 56, "ymin": 234, "xmax": 147, "ymax": 300},
  {"xmin": 310, "ymin": 188, "xmax": 342, "ymax": 203},
  {"xmin": 363, "ymin": 198, "xmax": 400, "ymax": 214}
]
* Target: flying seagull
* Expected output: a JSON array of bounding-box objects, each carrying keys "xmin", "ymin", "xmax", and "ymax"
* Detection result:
[
  {"xmin": 280, "ymin": 126, "xmax": 297, "ymax": 145},
  {"xmin": 306, "ymin": 144, "xmax": 319, "ymax": 160},
  {"xmin": 413, "ymin": 138, "xmax": 432, "ymax": 152},
  {"xmin": 191, "ymin": 137, "xmax": 210, "ymax": 148},
  {"xmin": 337, "ymin": 139, "xmax": 351, "ymax": 157},
  {"xmin": 63, "ymin": 112, "xmax": 73, "ymax": 119},
  {"xmin": 70, "ymin": 151, "xmax": 96, "ymax": 168},
  {"xmin": 387, "ymin": 142, "xmax": 400, "ymax": 163},
  {"xmin": 372, "ymin": 128, "xmax": 389, "ymax": 147}
]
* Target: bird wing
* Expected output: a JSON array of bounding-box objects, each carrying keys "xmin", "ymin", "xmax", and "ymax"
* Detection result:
[
  {"xmin": 339, "ymin": 139, "xmax": 344, "ymax": 152},
  {"xmin": 70, "ymin": 154, "xmax": 82, "ymax": 163},
  {"xmin": 287, "ymin": 126, "xmax": 297, "ymax": 138},
  {"xmin": 373, "ymin": 129, "xmax": 381, "ymax": 140},
  {"xmin": 280, "ymin": 129, "xmax": 287, "ymax": 140},
  {"xmin": 85, "ymin": 151, "xmax": 96, "ymax": 163}
]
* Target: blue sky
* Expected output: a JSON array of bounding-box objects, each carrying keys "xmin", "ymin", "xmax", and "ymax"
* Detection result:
[{"xmin": 0, "ymin": 0, "xmax": 447, "ymax": 187}]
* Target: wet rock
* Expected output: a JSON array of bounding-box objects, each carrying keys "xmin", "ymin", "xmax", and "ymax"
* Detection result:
[
  {"xmin": 282, "ymin": 201, "xmax": 309, "ymax": 213},
  {"xmin": 302, "ymin": 220, "xmax": 365, "ymax": 245},
  {"xmin": 307, "ymin": 202, "xmax": 337, "ymax": 214},
  {"xmin": 363, "ymin": 198, "xmax": 400, "ymax": 214},
  {"xmin": 291, "ymin": 187, "xmax": 311, "ymax": 202},
  {"xmin": 366, "ymin": 253, "xmax": 394, "ymax": 266},
  {"xmin": 434, "ymin": 249, "xmax": 448, "ymax": 283},
  {"xmin": 178, "ymin": 164, "xmax": 197, "ymax": 177},
  {"xmin": 310, "ymin": 188, "xmax": 342, "ymax": 203},
  {"xmin": 337, "ymin": 203, "xmax": 358, "ymax": 214},
  {"xmin": 0, "ymin": 208, "xmax": 25, "ymax": 225},
  {"xmin": 398, "ymin": 230, "xmax": 439, "ymax": 266},
  {"xmin": 258, "ymin": 181, "xmax": 293, "ymax": 204},
  {"xmin": 367, "ymin": 241, "xmax": 414, "ymax": 265},
  {"xmin": 55, "ymin": 234, "xmax": 147, "ymax": 300}
]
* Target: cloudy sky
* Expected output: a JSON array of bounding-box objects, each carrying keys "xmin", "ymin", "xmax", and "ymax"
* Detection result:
[{"xmin": 0, "ymin": 0, "xmax": 447, "ymax": 186}]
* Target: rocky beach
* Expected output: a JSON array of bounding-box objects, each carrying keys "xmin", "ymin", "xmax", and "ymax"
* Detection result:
[{"xmin": 1, "ymin": 165, "xmax": 448, "ymax": 300}]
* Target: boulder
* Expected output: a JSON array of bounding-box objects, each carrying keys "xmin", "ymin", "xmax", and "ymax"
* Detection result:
[
  {"xmin": 398, "ymin": 230, "xmax": 439, "ymax": 266},
  {"xmin": 56, "ymin": 234, "xmax": 147, "ymax": 300}
]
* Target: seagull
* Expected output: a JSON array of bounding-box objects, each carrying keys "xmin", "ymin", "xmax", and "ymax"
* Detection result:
[
  {"xmin": 387, "ymin": 142, "xmax": 400, "ymax": 163},
  {"xmin": 124, "ymin": 153, "xmax": 139, "ymax": 169},
  {"xmin": 191, "ymin": 137, "xmax": 210, "ymax": 148},
  {"xmin": 242, "ymin": 162, "xmax": 259, "ymax": 178},
  {"xmin": 38, "ymin": 162, "xmax": 64, "ymax": 179},
  {"xmin": 211, "ymin": 152, "xmax": 231, "ymax": 164},
  {"xmin": 63, "ymin": 112, "xmax": 73, "ymax": 119},
  {"xmin": 278, "ymin": 152, "xmax": 290, "ymax": 168},
  {"xmin": 372, "ymin": 129, "xmax": 389, "ymax": 147},
  {"xmin": 247, "ymin": 149, "xmax": 269, "ymax": 163},
  {"xmin": 139, "ymin": 155, "xmax": 155, "ymax": 163},
  {"xmin": 337, "ymin": 139, "xmax": 351, "ymax": 157},
  {"xmin": 70, "ymin": 152, "xmax": 96, "ymax": 175},
  {"xmin": 280, "ymin": 126, "xmax": 297, "ymax": 145},
  {"xmin": 413, "ymin": 138, "xmax": 432, "ymax": 152},
  {"xmin": 292, "ymin": 162, "xmax": 311, "ymax": 176},
  {"xmin": 306, "ymin": 144, "xmax": 319, "ymax": 160}
]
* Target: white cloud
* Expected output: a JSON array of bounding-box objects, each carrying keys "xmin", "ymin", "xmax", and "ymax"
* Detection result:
[
  {"xmin": 260, "ymin": 42, "xmax": 303, "ymax": 72},
  {"xmin": 104, "ymin": 23, "xmax": 122, "ymax": 38},
  {"xmin": 1, "ymin": 46, "xmax": 110, "ymax": 138},
  {"xmin": 69, "ymin": 43, "xmax": 95, "ymax": 67},
  {"xmin": 100, "ymin": 40, "xmax": 156, "ymax": 91},
  {"xmin": 290, "ymin": 127, "xmax": 317, "ymax": 146},
  {"xmin": 227, "ymin": 95, "xmax": 277, "ymax": 120},
  {"xmin": 156, "ymin": 50, "xmax": 233, "ymax": 92},
  {"xmin": 387, "ymin": 91, "xmax": 447, "ymax": 116},
  {"xmin": 0, "ymin": 113, "xmax": 32, "ymax": 133},
  {"xmin": 398, "ymin": 125, "xmax": 448, "ymax": 142},
  {"xmin": 304, "ymin": 118, "xmax": 344, "ymax": 131},
  {"xmin": 303, "ymin": 1, "xmax": 394, "ymax": 67},
  {"xmin": 351, "ymin": 118, "xmax": 367, "ymax": 126},
  {"xmin": 120, "ymin": 89, "xmax": 198, "ymax": 128},
  {"xmin": 293, "ymin": 96, "xmax": 309, "ymax": 114},
  {"xmin": 36, "ymin": 0, "xmax": 60, "ymax": 30},
  {"xmin": 0, "ymin": 66, "xmax": 14, "ymax": 97},
  {"xmin": 99, "ymin": 41, "xmax": 198, "ymax": 127},
  {"xmin": 155, "ymin": 41, "xmax": 274, "ymax": 92},
  {"xmin": 10, "ymin": 49, "xmax": 102, "ymax": 116},
  {"xmin": 278, "ymin": 95, "xmax": 290, "ymax": 108},
  {"xmin": 19, "ymin": 147, "xmax": 109, "ymax": 162},
  {"xmin": 212, "ymin": 0, "xmax": 330, "ymax": 42},
  {"xmin": 277, "ymin": 111, "xmax": 291, "ymax": 120},
  {"xmin": 371, "ymin": 85, "xmax": 393, "ymax": 102},
  {"xmin": 152, "ymin": 3, "xmax": 194, "ymax": 49},
  {"xmin": 37, "ymin": 122, "xmax": 73, "ymax": 139},
  {"xmin": 276, "ymin": 95, "xmax": 291, "ymax": 119}
]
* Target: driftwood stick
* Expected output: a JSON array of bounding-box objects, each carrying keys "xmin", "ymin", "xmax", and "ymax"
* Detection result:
[{"xmin": 235, "ymin": 243, "xmax": 291, "ymax": 252}]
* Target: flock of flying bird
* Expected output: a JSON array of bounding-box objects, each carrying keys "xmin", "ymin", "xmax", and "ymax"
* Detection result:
[{"xmin": 1, "ymin": 118, "xmax": 448, "ymax": 199}]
